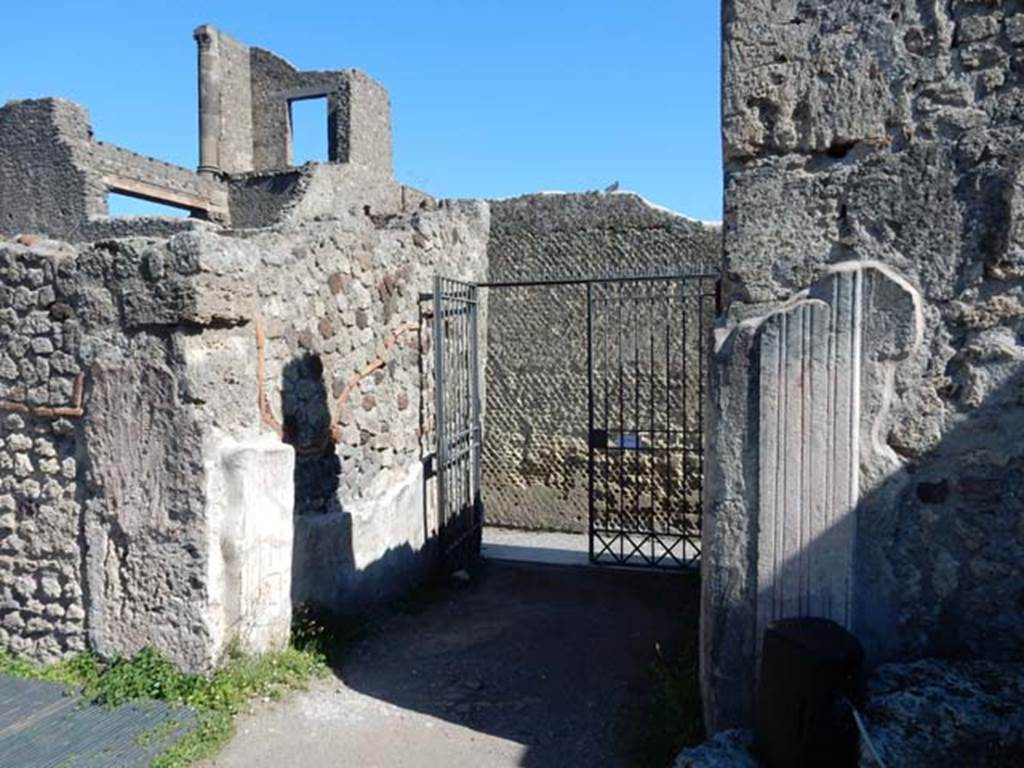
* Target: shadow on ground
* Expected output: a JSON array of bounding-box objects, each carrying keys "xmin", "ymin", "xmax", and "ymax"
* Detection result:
[{"xmin": 332, "ymin": 559, "xmax": 700, "ymax": 767}]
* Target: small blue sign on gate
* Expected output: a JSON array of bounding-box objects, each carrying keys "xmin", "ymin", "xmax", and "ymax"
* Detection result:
[{"xmin": 619, "ymin": 433, "xmax": 640, "ymax": 450}]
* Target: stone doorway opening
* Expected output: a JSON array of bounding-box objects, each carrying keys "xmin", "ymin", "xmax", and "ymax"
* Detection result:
[{"xmin": 432, "ymin": 272, "xmax": 719, "ymax": 573}]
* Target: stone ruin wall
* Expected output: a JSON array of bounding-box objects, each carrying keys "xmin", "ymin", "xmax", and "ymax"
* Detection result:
[
  {"xmin": 0, "ymin": 25, "xmax": 491, "ymax": 670},
  {"xmin": 0, "ymin": 230, "xmax": 238, "ymax": 668},
  {"xmin": 249, "ymin": 203, "xmax": 489, "ymax": 613},
  {"xmin": 0, "ymin": 199, "xmax": 488, "ymax": 670},
  {"xmin": 0, "ymin": 95, "xmax": 424, "ymax": 242},
  {"xmin": 0, "ymin": 98, "xmax": 227, "ymax": 243},
  {"xmin": 483, "ymin": 193, "xmax": 720, "ymax": 532},
  {"xmin": 0, "ymin": 27, "xmax": 424, "ymax": 245},
  {"xmin": 0, "ymin": 245, "xmax": 87, "ymax": 661},
  {"xmin": 245, "ymin": 42, "xmax": 393, "ymax": 175},
  {"xmin": 704, "ymin": 0, "xmax": 1024, "ymax": 732}
]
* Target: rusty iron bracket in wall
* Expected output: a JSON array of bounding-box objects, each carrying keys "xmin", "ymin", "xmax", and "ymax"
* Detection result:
[
  {"xmin": 255, "ymin": 319, "xmax": 284, "ymax": 438},
  {"xmin": 255, "ymin": 317, "xmax": 421, "ymax": 456},
  {"xmin": 0, "ymin": 374, "xmax": 86, "ymax": 419}
]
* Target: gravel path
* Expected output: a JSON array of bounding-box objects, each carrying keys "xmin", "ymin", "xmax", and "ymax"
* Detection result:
[{"xmin": 204, "ymin": 559, "xmax": 698, "ymax": 768}]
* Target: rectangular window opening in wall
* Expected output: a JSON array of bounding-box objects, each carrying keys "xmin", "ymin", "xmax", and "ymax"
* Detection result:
[
  {"xmin": 107, "ymin": 192, "xmax": 191, "ymax": 218},
  {"xmin": 289, "ymin": 96, "xmax": 329, "ymax": 165}
]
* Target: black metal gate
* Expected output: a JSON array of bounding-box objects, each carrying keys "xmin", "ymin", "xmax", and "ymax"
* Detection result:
[
  {"xmin": 586, "ymin": 275, "xmax": 718, "ymax": 569},
  {"xmin": 433, "ymin": 276, "xmax": 483, "ymax": 571},
  {"xmin": 434, "ymin": 272, "xmax": 716, "ymax": 572}
]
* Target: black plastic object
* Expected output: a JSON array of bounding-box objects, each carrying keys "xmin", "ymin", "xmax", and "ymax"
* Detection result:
[{"xmin": 753, "ymin": 617, "xmax": 865, "ymax": 768}]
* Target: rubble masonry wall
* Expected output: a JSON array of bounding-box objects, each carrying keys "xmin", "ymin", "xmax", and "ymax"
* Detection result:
[
  {"xmin": 0, "ymin": 198, "xmax": 488, "ymax": 670},
  {"xmin": 704, "ymin": 0, "xmax": 1024, "ymax": 731}
]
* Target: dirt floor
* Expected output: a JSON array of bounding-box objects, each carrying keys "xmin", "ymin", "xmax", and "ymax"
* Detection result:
[{"xmin": 204, "ymin": 559, "xmax": 699, "ymax": 768}]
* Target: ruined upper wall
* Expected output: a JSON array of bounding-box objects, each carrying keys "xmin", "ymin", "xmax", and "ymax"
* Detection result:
[
  {"xmin": 0, "ymin": 98, "xmax": 227, "ymax": 242},
  {"xmin": 194, "ymin": 26, "xmax": 393, "ymax": 178},
  {"xmin": 705, "ymin": 0, "xmax": 1024, "ymax": 733},
  {"xmin": 0, "ymin": 27, "xmax": 407, "ymax": 242},
  {"xmin": 195, "ymin": 26, "xmax": 254, "ymax": 175},
  {"xmin": 0, "ymin": 100, "xmax": 96, "ymax": 239}
]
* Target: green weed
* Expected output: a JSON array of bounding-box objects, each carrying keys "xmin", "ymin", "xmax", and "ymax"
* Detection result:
[
  {"xmin": 628, "ymin": 639, "xmax": 705, "ymax": 767},
  {"xmin": 0, "ymin": 614, "xmax": 336, "ymax": 768}
]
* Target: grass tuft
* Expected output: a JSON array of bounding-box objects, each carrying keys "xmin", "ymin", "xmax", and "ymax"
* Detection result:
[
  {"xmin": 628, "ymin": 639, "xmax": 705, "ymax": 767},
  {"xmin": 0, "ymin": 609, "xmax": 340, "ymax": 767},
  {"xmin": 149, "ymin": 644, "xmax": 329, "ymax": 768}
]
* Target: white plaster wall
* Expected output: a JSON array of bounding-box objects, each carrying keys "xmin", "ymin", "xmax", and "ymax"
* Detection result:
[
  {"xmin": 292, "ymin": 460, "xmax": 437, "ymax": 614},
  {"xmin": 207, "ymin": 436, "xmax": 295, "ymax": 661}
]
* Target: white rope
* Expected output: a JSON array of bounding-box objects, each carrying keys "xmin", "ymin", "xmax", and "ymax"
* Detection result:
[{"xmin": 845, "ymin": 699, "xmax": 888, "ymax": 768}]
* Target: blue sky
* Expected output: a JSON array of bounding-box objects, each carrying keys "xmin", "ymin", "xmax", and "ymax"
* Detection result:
[{"xmin": 1, "ymin": 1, "xmax": 722, "ymax": 221}]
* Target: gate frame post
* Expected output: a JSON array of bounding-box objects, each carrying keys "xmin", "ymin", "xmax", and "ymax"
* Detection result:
[
  {"xmin": 468, "ymin": 281, "xmax": 483, "ymax": 546},
  {"xmin": 586, "ymin": 281, "xmax": 596, "ymax": 563},
  {"xmin": 432, "ymin": 274, "xmax": 447, "ymax": 555}
]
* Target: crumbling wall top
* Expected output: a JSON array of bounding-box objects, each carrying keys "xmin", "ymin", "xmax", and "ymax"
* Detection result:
[
  {"xmin": 0, "ymin": 98, "xmax": 226, "ymax": 242},
  {"xmin": 194, "ymin": 25, "xmax": 393, "ymax": 178},
  {"xmin": 1, "ymin": 26, "xmax": 410, "ymax": 242}
]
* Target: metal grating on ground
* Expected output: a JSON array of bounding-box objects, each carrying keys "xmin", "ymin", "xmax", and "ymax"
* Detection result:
[{"xmin": 0, "ymin": 675, "xmax": 195, "ymax": 768}]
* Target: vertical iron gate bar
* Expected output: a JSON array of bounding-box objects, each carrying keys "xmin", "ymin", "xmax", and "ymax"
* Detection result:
[
  {"xmin": 680, "ymin": 278, "xmax": 689, "ymax": 558},
  {"xmin": 696, "ymin": 281, "xmax": 709, "ymax": 564},
  {"xmin": 618, "ymin": 284, "xmax": 625, "ymax": 562},
  {"xmin": 458, "ymin": 281, "xmax": 464, "ymax": 535},
  {"xmin": 649, "ymin": 282, "xmax": 656, "ymax": 563},
  {"xmin": 462, "ymin": 283, "xmax": 468, "ymax": 536},
  {"xmin": 457, "ymin": 283, "xmax": 464, "ymax": 535},
  {"xmin": 448, "ymin": 280, "xmax": 455, "ymax": 543},
  {"xmin": 598, "ymin": 288, "xmax": 606, "ymax": 561},
  {"xmin": 455, "ymin": 282, "xmax": 461, "ymax": 538},
  {"xmin": 448, "ymin": 279, "xmax": 456, "ymax": 551},
  {"xmin": 469, "ymin": 282, "xmax": 482, "ymax": 545},
  {"xmin": 665, "ymin": 283, "xmax": 673, "ymax": 563},
  {"xmin": 626, "ymin": 286, "xmax": 634, "ymax": 561},
  {"xmin": 586, "ymin": 282, "xmax": 595, "ymax": 562},
  {"xmin": 432, "ymin": 275, "xmax": 447, "ymax": 561}
]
